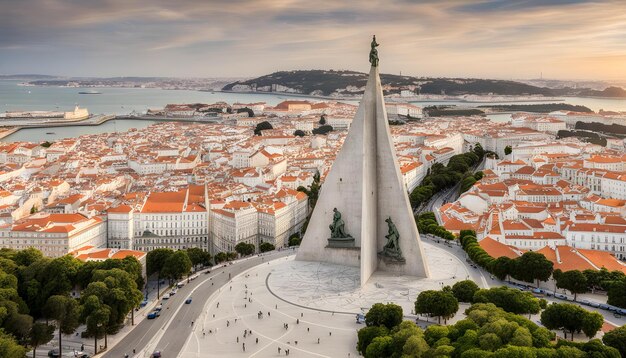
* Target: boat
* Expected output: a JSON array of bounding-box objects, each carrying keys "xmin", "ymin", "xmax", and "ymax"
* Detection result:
[
  {"xmin": 78, "ymin": 90, "xmax": 102, "ymax": 95},
  {"xmin": 46, "ymin": 132, "xmax": 56, "ymax": 135}
]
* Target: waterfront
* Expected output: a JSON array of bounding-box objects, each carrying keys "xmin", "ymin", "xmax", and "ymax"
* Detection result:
[{"xmin": 2, "ymin": 119, "xmax": 159, "ymax": 142}]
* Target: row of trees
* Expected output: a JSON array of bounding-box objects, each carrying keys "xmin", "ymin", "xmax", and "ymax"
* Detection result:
[
  {"xmin": 416, "ymin": 212, "xmax": 456, "ymax": 240},
  {"xmin": 358, "ymin": 300, "xmax": 618, "ymax": 358},
  {"xmin": 554, "ymin": 268, "xmax": 626, "ymax": 308},
  {"xmin": 0, "ymin": 247, "xmax": 146, "ymax": 357},
  {"xmin": 460, "ymin": 230, "xmax": 555, "ymax": 287},
  {"xmin": 409, "ymin": 147, "xmax": 484, "ymax": 209}
]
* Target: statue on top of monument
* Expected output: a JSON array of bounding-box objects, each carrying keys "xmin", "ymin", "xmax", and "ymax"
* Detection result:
[
  {"xmin": 329, "ymin": 208, "xmax": 352, "ymax": 239},
  {"xmin": 369, "ymin": 35, "xmax": 379, "ymax": 67},
  {"xmin": 380, "ymin": 217, "xmax": 404, "ymax": 262}
]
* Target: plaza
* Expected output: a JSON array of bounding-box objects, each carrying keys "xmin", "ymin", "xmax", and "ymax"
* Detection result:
[{"xmin": 179, "ymin": 241, "xmax": 470, "ymax": 357}]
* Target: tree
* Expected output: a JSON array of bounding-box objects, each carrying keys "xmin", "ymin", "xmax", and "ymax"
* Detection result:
[
  {"xmin": 554, "ymin": 270, "xmax": 588, "ymax": 301},
  {"xmin": 234, "ymin": 242, "xmax": 255, "ymax": 256},
  {"xmin": 186, "ymin": 248, "xmax": 211, "ymax": 271},
  {"xmin": 415, "ymin": 290, "xmax": 459, "ymax": 324},
  {"xmin": 607, "ymin": 278, "xmax": 626, "ymax": 308},
  {"xmin": 365, "ymin": 303, "xmax": 403, "ymax": 329},
  {"xmin": 452, "ymin": 280, "xmax": 480, "ymax": 303},
  {"xmin": 259, "ymin": 242, "xmax": 275, "ymax": 253},
  {"xmin": 490, "ymin": 256, "xmax": 513, "ymax": 281},
  {"xmin": 29, "ymin": 322, "xmax": 54, "ymax": 358},
  {"xmin": 288, "ymin": 233, "xmax": 301, "ymax": 247},
  {"xmin": 603, "ymin": 325, "xmax": 626, "ymax": 357},
  {"xmin": 459, "ymin": 176, "xmax": 477, "ymax": 194},
  {"xmin": 473, "ymin": 143, "xmax": 485, "ymax": 160},
  {"xmin": 541, "ymin": 303, "xmax": 600, "ymax": 341},
  {"xmin": 236, "ymin": 107, "xmax": 254, "ymax": 117},
  {"xmin": 214, "ymin": 252, "xmax": 228, "ymax": 264},
  {"xmin": 254, "ymin": 121, "xmax": 273, "ymax": 135},
  {"xmin": 13, "ymin": 248, "xmax": 43, "ymax": 267},
  {"xmin": 365, "ymin": 335, "xmax": 393, "ymax": 358},
  {"xmin": 43, "ymin": 295, "xmax": 80, "ymax": 357},
  {"xmin": 312, "ymin": 125, "xmax": 333, "ymax": 135},
  {"xmin": 0, "ymin": 331, "xmax": 28, "ymax": 358},
  {"xmin": 504, "ymin": 145, "xmax": 512, "ymax": 155},
  {"xmin": 357, "ymin": 326, "xmax": 388, "ymax": 355},
  {"xmin": 472, "ymin": 287, "xmax": 540, "ymax": 316},
  {"xmin": 294, "ymin": 130, "xmax": 305, "ymax": 137},
  {"xmin": 163, "ymin": 251, "xmax": 192, "ymax": 283},
  {"xmin": 146, "ymin": 248, "xmax": 174, "ymax": 298},
  {"xmin": 512, "ymin": 252, "xmax": 553, "ymax": 287}
]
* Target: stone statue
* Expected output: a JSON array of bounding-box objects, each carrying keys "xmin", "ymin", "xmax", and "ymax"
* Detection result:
[
  {"xmin": 369, "ymin": 35, "xmax": 379, "ymax": 67},
  {"xmin": 380, "ymin": 217, "xmax": 404, "ymax": 262},
  {"xmin": 329, "ymin": 208, "xmax": 351, "ymax": 239}
]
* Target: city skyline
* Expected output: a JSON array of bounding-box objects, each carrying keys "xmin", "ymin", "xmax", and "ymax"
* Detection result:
[{"xmin": 2, "ymin": 0, "xmax": 626, "ymax": 81}]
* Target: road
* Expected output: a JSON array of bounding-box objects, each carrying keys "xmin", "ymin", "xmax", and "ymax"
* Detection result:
[{"xmin": 102, "ymin": 249, "xmax": 295, "ymax": 358}]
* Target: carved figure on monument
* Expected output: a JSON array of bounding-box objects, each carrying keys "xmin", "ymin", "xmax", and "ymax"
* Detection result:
[
  {"xmin": 329, "ymin": 208, "xmax": 351, "ymax": 238},
  {"xmin": 379, "ymin": 218, "xmax": 405, "ymax": 262},
  {"xmin": 369, "ymin": 35, "xmax": 379, "ymax": 67},
  {"xmin": 327, "ymin": 208, "xmax": 355, "ymax": 248}
]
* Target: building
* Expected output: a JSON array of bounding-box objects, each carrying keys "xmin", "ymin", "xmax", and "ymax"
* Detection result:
[{"xmin": 0, "ymin": 213, "xmax": 106, "ymax": 257}]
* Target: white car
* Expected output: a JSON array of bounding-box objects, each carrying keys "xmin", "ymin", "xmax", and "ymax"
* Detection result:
[{"xmin": 162, "ymin": 293, "xmax": 170, "ymax": 300}]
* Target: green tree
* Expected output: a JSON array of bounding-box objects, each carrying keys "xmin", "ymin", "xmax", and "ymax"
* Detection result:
[
  {"xmin": 460, "ymin": 176, "xmax": 477, "ymax": 194},
  {"xmin": 541, "ymin": 303, "xmax": 600, "ymax": 341},
  {"xmin": 186, "ymin": 248, "xmax": 211, "ymax": 271},
  {"xmin": 0, "ymin": 331, "xmax": 28, "ymax": 358},
  {"xmin": 607, "ymin": 278, "xmax": 626, "ymax": 308},
  {"xmin": 553, "ymin": 270, "xmax": 588, "ymax": 301},
  {"xmin": 253, "ymin": 121, "xmax": 273, "ymax": 135},
  {"xmin": 214, "ymin": 252, "xmax": 228, "ymax": 264},
  {"xmin": 512, "ymin": 252, "xmax": 553, "ymax": 287},
  {"xmin": 234, "ymin": 242, "xmax": 255, "ymax": 256},
  {"xmin": 489, "ymin": 257, "xmax": 513, "ymax": 281},
  {"xmin": 479, "ymin": 332, "xmax": 502, "ymax": 351},
  {"xmin": 43, "ymin": 295, "xmax": 80, "ymax": 357},
  {"xmin": 504, "ymin": 146, "xmax": 512, "ymax": 155},
  {"xmin": 365, "ymin": 303, "xmax": 403, "ymax": 330},
  {"xmin": 357, "ymin": 325, "xmax": 388, "ymax": 355},
  {"xmin": 259, "ymin": 242, "xmax": 275, "ymax": 253},
  {"xmin": 365, "ymin": 335, "xmax": 393, "ymax": 358},
  {"xmin": 472, "ymin": 287, "xmax": 540, "ymax": 316},
  {"xmin": 288, "ymin": 233, "xmax": 301, "ymax": 247},
  {"xmin": 602, "ymin": 325, "xmax": 626, "ymax": 357},
  {"xmin": 146, "ymin": 248, "xmax": 174, "ymax": 298},
  {"xmin": 13, "ymin": 248, "xmax": 43, "ymax": 267},
  {"xmin": 163, "ymin": 251, "xmax": 192, "ymax": 283},
  {"xmin": 29, "ymin": 322, "xmax": 54, "ymax": 358},
  {"xmin": 415, "ymin": 290, "xmax": 459, "ymax": 324},
  {"xmin": 452, "ymin": 280, "xmax": 480, "ymax": 303}
]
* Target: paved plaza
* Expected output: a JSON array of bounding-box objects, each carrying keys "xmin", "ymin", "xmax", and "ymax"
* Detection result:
[{"xmin": 180, "ymin": 241, "xmax": 468, "ymax": 357}]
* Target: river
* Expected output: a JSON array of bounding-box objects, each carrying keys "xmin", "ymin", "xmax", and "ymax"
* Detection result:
[{"xmin": 4, "ymin": 79, "xmax": 626, "ymax": 142}]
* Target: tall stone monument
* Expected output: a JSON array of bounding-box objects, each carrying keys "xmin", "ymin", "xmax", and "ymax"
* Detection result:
[{"xmin": 296, "ymin": 36, "xmax": 430, "ymax": 285}]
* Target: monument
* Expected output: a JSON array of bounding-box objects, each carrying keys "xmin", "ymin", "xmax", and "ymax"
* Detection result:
[{"xmin": 296, "ymin": 36, "xmax": 430, "ymax": 285}]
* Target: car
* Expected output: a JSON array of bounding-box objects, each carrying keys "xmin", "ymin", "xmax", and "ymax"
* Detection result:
[
  {"xmin": 147, "ymin": 311, "xmax": 160, "ymax": 319},
  {"xmin": 580, "ymin": 300, "xmax": 591, "ymax": 306},
  {"xmin": 532, "ymin": 288, "xmax": 543, "ymax": 294},
  {"xmin": 162, "ymin": 293, "xmax": 170, "ymax": 300},
  {"xmin": 589, "ymin": 302, "xmax": 601, "ymax": 308},
  {"xmin": 170, "ymin": 289, "xmax": 176, "ymax": 296},
  {"xmin": 152, "ymin": 351, "xmax": 162, "ymax": 358},
  {"xmin": 155, "ymin": 304, "xmax": 163, "ymax": 312},
  {"xmin": 356, "ymin": 313, "xmax": 365, "ymax": 324},
  {"xmin": 177, "ymin": 282, "xmax": 185, "ymax": 288},
  {"xmin": 599, "ymin": 303, "xmax": 610, "ymax": 310},
  {"xmin": 185, "ymin": 297, "xmax": 193, "ymax": 304},
  {"xmin": 554, "ymin": 293, "xmax": 568, "ymax": 300},
  {"xmin": 140, "ymin": 300, "xmax": 148, "ymax": 308},
  {"xmin": 48, "ymin": 349, "xmax": 60, "ymax": 358}
]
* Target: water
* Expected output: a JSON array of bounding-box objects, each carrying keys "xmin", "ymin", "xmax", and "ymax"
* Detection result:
[
  {"xmin": 0, "ymin": 80, "xmax": 327, "ymax": 115},
  {"xmin": 3, "ymin": 119, "xmax": 159, "ymax": 142}
]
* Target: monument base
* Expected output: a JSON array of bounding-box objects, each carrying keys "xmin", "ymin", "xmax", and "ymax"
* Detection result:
[{"xmin": 327, "ymin": 237, "xmax": 356, "ymax": 248}]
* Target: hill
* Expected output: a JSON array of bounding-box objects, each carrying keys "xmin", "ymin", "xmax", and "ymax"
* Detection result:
[{"xmin": 222, "ymin": 70, "xmax": 626, "ymax": 98}]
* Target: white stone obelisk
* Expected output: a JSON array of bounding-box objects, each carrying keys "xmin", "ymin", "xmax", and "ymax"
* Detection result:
[{"xmin": 296, "ymin": 59, "xmax": 430, "ymax": 285}]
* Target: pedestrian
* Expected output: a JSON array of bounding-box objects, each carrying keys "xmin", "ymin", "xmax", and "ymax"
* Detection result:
[
  {"xmin": 296, "ymin": 318, "xmax": 299, "ymax": 324},
  {"xmin": 295, "ymin": 340, "xmax": 298, "ymax": 345},
  {"xmin": 235, "ymin": 318, "xmax": 238, "ymax": 323},
  {"xmin": 81, "ymin": 344, "xmax": 84, "ymax": 352},
  {"xmin": 256, "ymin": 337, "xmax": 258, "ymax": 344},
  {"xmin": 301, "ymin": 313, "xmax": 303, "ymax": 318},
  {"xmin": 242, "ymin": 343, "xmax": 245, "ymax": 352},
  {"xmin": 203, "ymin": 332, "xmax": 206, "ymax": 338},
  {"xmin": 307, "ymin": 327, "xmax": 310, "ymax": 332},
  {"xmin": 278, "ymin": 347, "xmax": 281, "ymax": 354},
  {"xmin": 275, "ymin": 304, "xmax": 278, "ymax": 309},
  {"xmin": 133, "ymin": 349, "xmax": 136, "ymax": 354},
  {"xmin": 268, "ymin": 311, "xmax": 271, "ymax": 317},
  {"xmin": 237, "ymin": 336, "xmax": 239, "ymax": 343},
  {"xmin": 329, "ymin": 331, "xmax": 332, "ymax": 336},
  {"xmin": 318, "ymin": 338, "xmax": 320, "ymax": 344}
]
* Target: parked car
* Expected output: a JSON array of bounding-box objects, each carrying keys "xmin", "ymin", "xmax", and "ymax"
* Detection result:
[
  {"xmin": 152, "ymin": 351, "xmax": 162, "ymax": 358},
  {"xmin": 589, "ymin": 302, "xmax": 601, "ymax": 308},
  {"xmin": 170, "ymin": 289, "xmax": 176, "ymax": 296},
  {"xmin": 554, "ymin": 293, "xmax": 568, "ymax": 300},
  {"xmin": 177, "ymin": 282, "xmax": 185, "ymax": 288},
  {"xmin": 185, "ymin": 297, "xmax": 193, "ymax": 304},
  {"xmin": 599, "ymin": 303, "xmax": 610, "ymax": 310},
  {"xmin": 356, "ymin": 313, "xmax": 365, "ymax": 324},
  {"xmin": 155, "ymin": 304, "xmax": 163, "ymax": 312},
  {"xmin": 48, "ymin": 349, "xmax": 60, "ymax": 358},
  {"xmin": 140, "ymin": 300, "xmax": 148, "ymax": 308},
  {"xmin": 162, "ymin": 293, "xmax": 170, "ymax": 300},
  {"xmin": 580, "ymin": 300, "xmax": 591, "ymax": 306}
]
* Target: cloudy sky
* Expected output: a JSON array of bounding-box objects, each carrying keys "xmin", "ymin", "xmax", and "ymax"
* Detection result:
[{"xmin": 2, "ymin": 0, "xmax": 626, "ymax": 80}]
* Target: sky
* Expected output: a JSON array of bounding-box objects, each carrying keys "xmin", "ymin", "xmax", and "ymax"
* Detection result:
[{"xmin": 2, "ymin": 0, "xmax": 626, "ymax": 80}]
